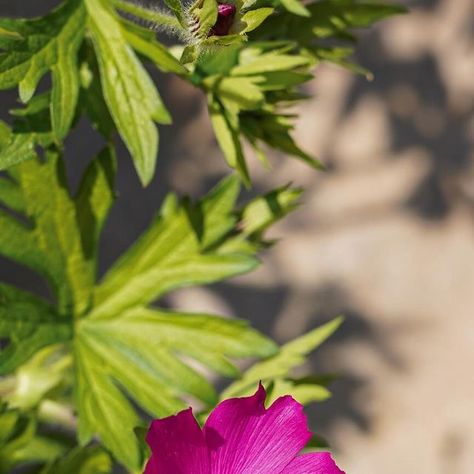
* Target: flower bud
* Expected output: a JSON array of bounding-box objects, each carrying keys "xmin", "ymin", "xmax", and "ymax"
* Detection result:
[{"xmin": 209, "ymin": 3, "xmax": 236, "ymax": 36}]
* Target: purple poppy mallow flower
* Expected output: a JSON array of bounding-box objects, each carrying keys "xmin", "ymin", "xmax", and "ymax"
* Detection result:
[
  {"xmin": 144, "ymin": 384, "xmax": 346, "ymax": 474},
  {"xmin": 209, "ymin": 3, "xmax": 236, "ymax": 36}
]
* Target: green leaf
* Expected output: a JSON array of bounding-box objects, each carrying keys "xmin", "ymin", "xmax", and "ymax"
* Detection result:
[
  {"xmin": 111, "ymin": 0, "xmax": 182, "ymax": 30},
  {"xmin": 254, "ymin": 1, "xmax": 406, "ymax": 52},
  {"xmin": 0, "ymin": 283, "xmax": 71, "ymax": 374},
  {"xmin": 75, "ymin": 146, "xmax": 116, "ymax": 266},
  {"xmin": 217, "ymin": 184, "xmax": 302, "ymax": 254},
  {"xmin": 92, "ymin": 213, "xmax": 256, "ymax": 318},
  {"xmin": 0, "ymin": 151, "xmax": 97, "ymax": 315},
  {"xmin": 0, "ymin": 0, "xmax": 85, "ymax": 139},
  {"xmin": 12, "ymin": 432, "xmax": 70, "ymax": 469},
  {"xmin": 9, "ymin": 92, "xmax": 54, "ymax": 147},
  {"xmin": 163, "ymin": 0, "xmax": 186, "ymax": 26},
  {"xmin": 84, "ymin": 0, "xmax": 171, "ymax": 185},
  {"xmin": 199, "ymin": 174, "xmax": 240, "ymax": 249},
  {"xmin": 75, "ymin": 307, "xmax": 276, "ymax": 469},
  {"xmin": 311, "ymin": 45, "xmax": 373, "ymax": 78},
  {"xmin": 241, "ymin": 8, "xmax": 275, "ymax": 33},
  {"xmin": 254, "ymin": 70, "xmax": 312, "ymax": 91},
  {"xmin": 0, "ymin": 120, "xmax": 10, "ymax": 146},
  {"xmin": 75, "ymin": 340, "xmax": 143, "ymax": 469},
  {"xmin": 91, "ymin": 177, "xmax": 264, "ymax": 318},
  {"xmin": 79, "ymin": 43, "xmax": 115, "ymax": 139},
  {"xmin": 0, "ymin": 176, "xmax": 25, "ymax": 213},
  {"xmin": 216, "ymin": 76, "xmax": 265, "ymax": 110},
  {"xmin": 0, "ymin": 205, "xmax": 40, "ymax": 275},
  {"xmin": 41, "ymin": 445, "xmax": 112, "ymax": 474},
  {"xmin": 239, "ymin": 185, "xmax": 302, "ymax": 237},
  {"xmin": 268, "ymin": 378, "xmax": 331, "ymax": 405},
  {"xmin": 0, "ymin": 405, "xmax": 37, "ymax": 473},
  {"xmin": 192, "ymin": 0, "xmax": 218, "ymax": 38},
  {"xmin": 279, "ymin": 0, "xmax": 310, "ymax": 17},
  {"xmin": 0, "ymin": 92, "xmax": 57, "ymax": 171},
  {"xmin": 121, "ymin": 20, "xmax": 188, "ymax": 74},
  {"xmin": 222, "ymin": 316, "xmax": 343, "ymax": 398},
  {"xmin": 0, "ymin": 93, "xmax": 55, "ymax": 171},
  {"xmin": 4, "ymin": 346, "xmax": 71, "ymax": 410},
  {"xmin": 243, "ymin": 113, "xmax": 324, "ymax": 169},
  {"xmin": 196, "ymin": 45, "xmax": 240, "ymax": 76},
  {"xmin": 208, "ymin": 99, "xmax": 250, "ymax": 185},
  {"xmin": 0, "ymin": 27, "xmax": 22, "ymax": 40},
  {"xmin": 0, "ymin": 129, "xmax": 37, "ymax": 171},
  {"xmin": 14, "ymin": 151, "xmax": 94, "ymax": 314},
  {"xmin": 97, "ymin": 253, "xmax": 257, "ymax": 319},
  {"xmin": 231, "ymin": 53, "xmax": 310, "ymax": 75}
]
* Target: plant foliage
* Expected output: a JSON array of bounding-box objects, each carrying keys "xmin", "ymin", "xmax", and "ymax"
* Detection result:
[
  {"xmin": 0, "ymin": 0, "xmax": 404, "ymax": 471},
  {"xmin": 0, "ymin": 146, "xmax": 303, "ymax": 468}
]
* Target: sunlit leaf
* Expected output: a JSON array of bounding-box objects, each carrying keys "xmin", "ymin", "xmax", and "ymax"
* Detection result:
[
  {"xmin": 84, "ymin": 0, "xmax": 171, "ymax": 185},
  {"xmin": 241, "ymin": 8, "xmax": 275, "ymax": 33},
  {"xmin": 222, "ymin": 316, "xmax": 344, "ymax": 398},
  {"xmin": 92, "ymin": 179, "xmax": 257, "ymax": 318},
  {"xmin": 75, "ymin": 307, "xmax": 276, "ymax": 468}
]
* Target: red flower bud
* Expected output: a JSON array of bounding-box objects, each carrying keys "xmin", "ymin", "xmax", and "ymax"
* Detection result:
[{"xmin": 209, "ymin": 3, "xmax": 236, "ymax": 36}]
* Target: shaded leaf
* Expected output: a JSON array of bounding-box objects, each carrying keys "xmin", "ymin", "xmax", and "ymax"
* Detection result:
[
  {"xmin": 41, "ymin": 445, "xmax": 112, "ymax": 474},
  {"xmin": 0, "ymin": 0, "xmax": 85, "ymax": 139},
  {"xmin": 0, "ymin": 405, "xmax": 36, "ymax": 474},
  {"xmin": 0, "ymin": 283, "xmax": 70, "ymax": 374},
  {"xmin": 12, "ymin": 151, "xmax": 94, "ymax": 314},
  {"xmin": 79, "ymin": 43, "xmax": 115, "ymax": 139},
  {"xmin": 0, "ymin": 151, "xmax": 102, "ymax": 316},
  {"xmin": 75, "ymin": 146, "xmax": 116, "ymax": 265}
]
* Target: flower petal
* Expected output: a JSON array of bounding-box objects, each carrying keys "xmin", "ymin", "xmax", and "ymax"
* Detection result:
[
  {"xmin": 145, "ymin": 407, "xmax": 210, "ymax": 474},
  {"xmin": 280, "ymin": 452, "xmax": 346, "ymax": 474},
  {"xmin": 204, "ymin": 384, "xmax": 312, "ymax": 474}
]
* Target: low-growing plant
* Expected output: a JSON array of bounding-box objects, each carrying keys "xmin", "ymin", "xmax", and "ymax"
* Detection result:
[{"xmin": 0, "ymin": 0, "xmax": 404, "ymax": 471}]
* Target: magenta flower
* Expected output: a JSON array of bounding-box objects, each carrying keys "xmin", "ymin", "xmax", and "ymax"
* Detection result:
[
  {"xmin": 144, "ymin": 384, "xmax": 345, "ymax": 473},
  {"xmin": 209, "ymin": 3, "xmax": 236, "ymax": 36}
]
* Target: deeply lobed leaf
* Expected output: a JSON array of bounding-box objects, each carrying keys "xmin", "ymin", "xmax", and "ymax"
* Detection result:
[
  {"xmin": 0, "ymin": 284, "xmax": 70, "ymax": 375},
  {"xmin": 75, "ymin": 307, "xmax": 276, "ymax": 467},
  {"xmin": 0, "ymin": 148, "xmax": 115, "ymax": 315},
  {"xmin": 84, "ymin": 0, "xmax": 171, "ymax": 186},
  {"xmin": 0, "ymin": 0, "xmax": 85, "ymax": 141},
  {"xmin": 222, "ymin": 316, "xmax": 344, "ymax": 401}
]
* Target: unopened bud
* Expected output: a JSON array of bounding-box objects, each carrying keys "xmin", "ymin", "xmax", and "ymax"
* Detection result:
[{"xmin": 209, "ymin": 3, "xmax": 236, "ymax": 36}]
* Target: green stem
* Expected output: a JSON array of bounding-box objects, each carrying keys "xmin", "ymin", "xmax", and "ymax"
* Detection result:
[
  {"xmin": 0, "ymin": 376, "xmax": 16, "ymax": 398},
  {"xmin": 111, "ymin": 0, "xmax": 182, "ymax": 31},
  {"xmin": 38, "ymin": 400, "xmax": 77, "ymax": 432}
]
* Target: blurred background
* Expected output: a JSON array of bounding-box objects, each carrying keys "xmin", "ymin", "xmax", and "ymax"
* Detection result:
[{"xmin": 1, "ymin": 0, "xmax": 474, "ymax": 473}]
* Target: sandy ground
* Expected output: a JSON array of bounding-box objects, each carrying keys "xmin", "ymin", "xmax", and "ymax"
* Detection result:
[{"xmin": 166, "ymin": 0, "xmax": 474, "ymax": 472}]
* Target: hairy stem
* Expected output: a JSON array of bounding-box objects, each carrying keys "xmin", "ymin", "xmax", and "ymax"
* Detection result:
[{"xmin": 111, "ymin": 0, "xmax": 182, "ymax": 30}]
